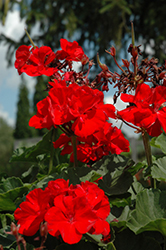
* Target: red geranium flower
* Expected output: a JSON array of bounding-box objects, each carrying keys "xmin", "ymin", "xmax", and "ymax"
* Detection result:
[
  {"xmin": 94, "ymin": 122, "xmax": 130, "ymax": 155},
  {"xmin": 14, "ymin": 189, "xmax": 50, "ymax": 236},
  {"xmin": 53, "ymin": 122, "xmax": 129, "ymax": 164},
  {"xmin": 45, "ymin": 194, "xmax": 97, "ymax": 244},
  {"xmin": 15, "ymin": 45, "xmax": 57, "ymax": 76},
  {"xmin": 29, "ymin": 98, "xmax": 54, "ymax": 130},
  {"xmin": 29, "ymin": 80, "xmax": 116, "ymax": 138},
  {"xmin": 72, "ymin": 181, "xmax": 110, "ymax": 236},
  {"xmin": 14, "ymin": 179, "xmax": 111, "ymax": 244},
  {"xmin": 56, "ymin": 39, "xmax": 89, "ymax": 64},
  {"xmin": 118, "ymin": 83, "xmax": 166, "ymax": 136},
  {"xmin": 45, "ymin": 179, "xmax": 70, "ymax": 205},
  {"xmin": 14, "ymin": 45, "xmax": 33, "ymax": 75},
  {"xmin": 80, "ymin": 181, "xmax": 110, "ymax": 219}
]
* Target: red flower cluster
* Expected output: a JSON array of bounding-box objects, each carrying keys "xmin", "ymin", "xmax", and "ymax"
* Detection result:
[
  {"xmin": 29, "ymin": 79, "xmax": 129, "ymax": 162},
  {"xmin": 15, "ymin": 38, "xmax": 130, "ymax": 163},
  {"xmin": 14, "ymin": 39, "xmax": 88, "ymax": 77},
  {"xmin": 53, "ymin": 122, "xmax": 129, "ymax": 163},
  {"xmin": 14, "ymin": 179, "xmax": 110, "ymax": 244},
  {"xmin": 118, "ymin": 83, "xmax": 166, "ymax": 136},
  {"xmin": 56, "ymin": 39, "xmax": 89, "ymax": 64},
  {"xmin": 15, "ymin": 45, "xmax": 57, "ymax": 76},
  {"xmin": 29, "ymin": 80, "xmax": 115, "ymax": 136}
]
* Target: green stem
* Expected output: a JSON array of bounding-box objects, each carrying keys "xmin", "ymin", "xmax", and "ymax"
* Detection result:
[
  {"xmin": 109, "ymin": 242, "xmax": 117, "ymax": 250},
  {"xmin": 71, "ymin": 135, "xmax": 78, "ymax": 168},
  {"xmin": 25, "ymin": 28, "xmax": 36, "ymax": 48},
  {"xmin": 48, "ymin": 127, "xmax": 56, "ymax": 175},
  {"xmin": 142, "ymin": 130, "xmax": 156, "ymax": 188},
  {"xmin": 142, "ymin": 131, "xmax": 152, "ymax": 166},
  {"xmin": 131, "ymin": 21, "xmax": 135, "ymax": 46}
]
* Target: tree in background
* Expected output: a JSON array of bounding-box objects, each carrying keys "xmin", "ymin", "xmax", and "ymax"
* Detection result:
[
  {"xmin": 1, "ymin": 0, "xmax": 166, "ymax": 65},
  {"xmin": 0, "ymin": 117, "xmax": 13, "ymax": 175},
  {"xmin": 14, "ymin": 78, "xmax": 35, "ymax": 139}
]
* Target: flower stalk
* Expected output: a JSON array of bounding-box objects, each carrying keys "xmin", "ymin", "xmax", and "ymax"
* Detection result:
[
  {"xmin": 48, "ymin": 127, "xmax": 56, "ymax": 175},
  {"xmin": 25, "ymin": 28, "xmax": 36, "ymax": 49},
  {"xmin": 142, "ymin": 130, "xmax": 156, "ymax": 188},
  {"xmin": 71, "ymin": 135, "xmax": 78, "ymax": 168}
]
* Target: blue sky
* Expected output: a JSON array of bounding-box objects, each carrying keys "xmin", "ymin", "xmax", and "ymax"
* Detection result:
[{"xmin": 0, "ymin": 9, "xmax": 139, "ymax": 138}]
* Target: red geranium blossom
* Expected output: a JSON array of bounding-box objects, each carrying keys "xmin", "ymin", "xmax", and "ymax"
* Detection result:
[
  {"xmin": 45, "ymin": 181, "xmax": 110, "ymax": 244},
  {"xmin": 15, "ymin": 45, "xmax": 57, "ymax": 76},
  {"xmin": 53, "ymin": 122, "xmax": 129, "ymax": 163},
  {"xmin": 45, "ymin": 179, "xmax": 70, "ymax": 205},
  {"xmin": 14, "ymin": 189, "xmax": 50, "ymax": 236},
  {"xmin": 14, "ymin": 45, "xmax": 32, "ymax": 75},
  {"xmin": 45, "ymin": 194, "xmax": 97, "ymax": 244},
  {"xmin": 94, "ymin": 122, "xmax": 130, "ymax": 154},
  {"xmin": 29, "ymin": 98, "xmax": 54, "ymax": 130},
  {"xmin": 56, "ymin": 39, "xmax": 89, "ymax": 65},
  {"xmin": 69, "ymin": 181, "xmax": 111, "ymax": 236},
  {"xmin": 29, "ymin": 80, "xmax": 116, "ymax": 137},
  {"xmin": 14, "ymin": 179, "xmax": 110, "ymax": 244},
  {"xmin": 118, "ymin": 83, "xmax": 166, "ymax": 136},
  {"xmin": 80, "ymin": 181, "xmax": 110, "ymax": 220}
]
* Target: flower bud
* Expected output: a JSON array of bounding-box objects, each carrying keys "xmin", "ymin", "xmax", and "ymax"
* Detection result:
[
  {"xmin": 40, "ymin": 222, "xmax": 48, "ymax": 238},
  {"xmin": 122, "ymin": 59, "xmax": 130, "ymax": 68},
  {"xmin": 97, "ymin": 53, "xmax": 108, "ymax": 71},
  {"xmin": 128, "ymin": 44, "xmax": 141, "ymax": 58},
  {"xmin": 11, "ymin": 222, "xmax": 19, "ymax": 238},
  {"xmin": 106, "ymin": 46, "xmax": 116, "ymax": 57},
  {"xmin": 159, "ymin": 71, "xmax": 166, "ymax": 79}
]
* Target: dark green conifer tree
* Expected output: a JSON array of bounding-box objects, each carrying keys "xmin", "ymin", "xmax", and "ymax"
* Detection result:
[{"xmin": 14, "ymin": 78, "xmax": 34, "ymax": 139}]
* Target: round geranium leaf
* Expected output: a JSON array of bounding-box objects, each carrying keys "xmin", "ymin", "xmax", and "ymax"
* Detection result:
[{"xmin": 127, "ymin": 189, "xmax": 166, "ymax": 236}]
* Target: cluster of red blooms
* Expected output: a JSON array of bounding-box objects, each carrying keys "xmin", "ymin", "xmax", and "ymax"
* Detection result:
[
  {"xmin": 15, "ymin": 38, "xmax": 130, "ymax": 163},
  {"xmin": 14, "ymin": 32, "xmax": 166, "ymax": 248},
  {"xmin": 118, "ymin": 83, "xmax": 166, "ymax": 137},
  {"xmin": 14, "ymin": 179, "xmax": 110, "ymax": 244},
  {"xmin": 14, "ymin": 37, "xmax": 166, "ymax": 160}
]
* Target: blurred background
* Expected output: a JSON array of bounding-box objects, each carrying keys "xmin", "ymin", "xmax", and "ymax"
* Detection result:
[{"xmin": 0, "ymin": 0, "xmax": 165, "ymax": 175}]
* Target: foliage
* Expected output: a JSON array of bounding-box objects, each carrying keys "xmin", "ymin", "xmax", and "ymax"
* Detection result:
[
  {"xmin": 2, "ymin": 0, "xmax": 166, "ymax": 66},
  {"xmin": 2, "ymin": 22, "xmax": 166, "ymax": 250},
  {"xmin": 0, "ymin": 118, "xmax": 13, "ymax": 175}
]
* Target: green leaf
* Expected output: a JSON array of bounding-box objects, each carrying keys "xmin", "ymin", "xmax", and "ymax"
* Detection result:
[
  {"xmin": 0, "ymin": 177, "xmax": 30, "ymax": 211},
  {"xmin": 99, "ymin": 171, "xmax": 133, "ymax": 196},
  {"xmin": 127, "ymin": 189, "xmax": 166, "ymax": 236},
  {"xmin": 0, "ymin": 228, "xmax": 16, "ymax": 248},
  {"xmin": 110, "ymin": 206, "xmax": 130, "ymax": 230},
  {"xmin": 150, "ymin": 133, "xmax": 166, "ymax": 154},
  {"xmin": 128, "ymin": 178, "xmax": 144, "ymax": 200},
  {"xmin": 0, "ymin": 213, "xmax": 14, "ymax": 230},
  {"xmin": 151, "ymin": 156, "xmax": 166, "ymax": 181},
  {"xmin": 91, "ymin": 155, "xmax": 134, "ymax": 196},
  {"xmin": 0, "ymin": 194, "xmax": 16, "ymax": 211},
  {"xmin": 34, "ymin": 174, "xmax": 58, "ymax": 189},
  {"xmin": 106, "ymin": 242, "xmax": 116, "ymax": 250},
  {"xmin": 60, "ymin": 166, "xmax": 92, "ymax": 185},
  {"xmin": 110, "ymin": 196, "xmax": 131, "ymax": 208},
  {"xmin": 0, "ymin": 177, "xmax": 23, "ymax": 192},
  {"xmin": 21, "ymin": 165, "xmax": 39, "ymax": 183},
  {"xmin": 10, "ymin": 130, "xmax": 53, "ymax": 163}
]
